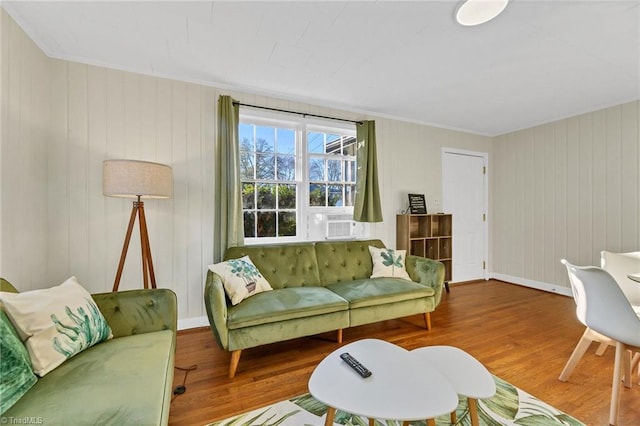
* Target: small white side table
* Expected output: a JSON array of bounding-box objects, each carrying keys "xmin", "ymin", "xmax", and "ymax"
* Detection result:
[
  {"xmin": 411, "ymin": 346, "xmax": 496, "ymax": 426},
  {"xmin": 308, "ymin": 339, "xmax": 458, "ymax": 426}
]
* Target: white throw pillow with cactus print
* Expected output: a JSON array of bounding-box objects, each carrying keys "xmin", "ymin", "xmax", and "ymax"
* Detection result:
[
  {"xmin": 368, "ymin": 246, "xmax": 412, "ymax": 281},
  {"xmin": 209, "ymin": 256, "xmax": 273, "ymax": 305},
  {"xmin": 0, "ymin": 276, "xmax": 112, "ymax": 376}
]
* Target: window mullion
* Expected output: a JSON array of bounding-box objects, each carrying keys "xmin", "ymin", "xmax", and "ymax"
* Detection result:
[
  {"xmin": 324, "ymin": 153, "xmax": 329, "ymax": 207},
  {"xmin": 299, "ymin": 125, "xmax": 308, "ymax": 239}
]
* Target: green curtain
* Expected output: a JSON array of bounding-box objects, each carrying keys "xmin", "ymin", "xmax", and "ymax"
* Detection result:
[
  {"xmin": 214, "ymin": 95, "xmax": 244, "ymax": 262},
  {"xmin": 353, "ymin": 120, "xmax": 383, "ymax": 222}
]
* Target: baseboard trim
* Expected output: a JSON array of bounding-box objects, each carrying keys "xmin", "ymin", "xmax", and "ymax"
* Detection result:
[
  {"xmin": 491, "ymin": 273, "xmax": 573, "ymax": 297},
  {"xmin": 178, "ymin": 316, "xmax": 209, "ymax": 331},
  {"xmin": 448, "ymin": 279, "xmax": 485, "ymax": 286}
]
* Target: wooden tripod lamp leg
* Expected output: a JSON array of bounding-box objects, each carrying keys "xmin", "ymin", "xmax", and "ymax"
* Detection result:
[
  {"xmin": 137, "ymin": 201, "xmax": 157, "ymax": 289},
  {"xmin": 137, "ymin": 201, "xmax": 150, "ymax": 289},
  {"xmin": 112, "ymin": 197, "xmax": 159, "ymax": 292},
  {"xmin": 112, "ymin": 202, "xmax": 139, "ymax": 292}
]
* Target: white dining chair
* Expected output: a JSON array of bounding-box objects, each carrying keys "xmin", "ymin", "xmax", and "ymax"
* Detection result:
[
  {"xmin": 602, "ymin": 251, "xmax": 640, "ymax": 383},
  {"xmin": 561, "ymin": 259, "xmax": 640, "ymax": 425},
  {"xmin": 559, "ymin": 252, "xmax": 640, "ymax": 384}
]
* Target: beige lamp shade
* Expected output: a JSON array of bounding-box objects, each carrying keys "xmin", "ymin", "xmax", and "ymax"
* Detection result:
[{"xmin": 103, "ymin": 159, "xmax": 172, "ymax": 199}]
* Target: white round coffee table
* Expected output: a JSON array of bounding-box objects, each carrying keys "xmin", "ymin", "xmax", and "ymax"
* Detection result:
[
  {"xmin": 308, "ymin": 339, "xmax": 458, "ymax": 426},
  {"xmin": 411, "ymin": 346, "xmax": 496, "ymax": 426}
]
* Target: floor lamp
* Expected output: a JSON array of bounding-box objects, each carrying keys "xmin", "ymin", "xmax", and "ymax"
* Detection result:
[{"xmin": 103, "ymin": 159, "xmax": 172, "ymax": 291}]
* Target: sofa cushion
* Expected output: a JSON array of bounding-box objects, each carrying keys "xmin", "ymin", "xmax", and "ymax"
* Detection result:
[
  {"xmin": 0, "ymin": 277, "xmax": 113, "ymax": 376},
  {"xmin": 3, "ymin": 330, "xmax": 175, "ymax": 425},
  {"xmin": 225, "ymin": 243, "xmax": 321, "ymax": 289},
  {"xmin": 326, "ymin": 277, "xmax": 435, "ymax": 309},
  {"xmin": 227, "ymin": 287, "xmax": 349, "ymax": 329},
  {"xmin": 0, "ymin": 310, "xmax": 37, "ymax": 414},
  {"xmin": 316, "ymin": 239, "xmax": 386, "ymax": 286},
  {"xmin": 369, "ymin": 246, "xmax": 412, "ymax": 280},
  {"xmin": 209, "ymin": 256, "xmax": 273, "ymax": 305}
]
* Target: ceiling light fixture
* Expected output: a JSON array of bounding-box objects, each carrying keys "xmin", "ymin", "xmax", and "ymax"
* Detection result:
[{"xmin": 456, "ymin": 0, "xmax": 509, "ymax": 26}]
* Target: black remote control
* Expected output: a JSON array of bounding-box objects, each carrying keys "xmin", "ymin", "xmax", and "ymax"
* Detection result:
[{"xmin": 340, "ymin": 352, "xmax": 372, "ymax": 378}]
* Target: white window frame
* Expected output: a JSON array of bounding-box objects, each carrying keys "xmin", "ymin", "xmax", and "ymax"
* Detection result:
[{"xmin": 239, "ymin": 109, "xmax": 358, "ymax": 245}]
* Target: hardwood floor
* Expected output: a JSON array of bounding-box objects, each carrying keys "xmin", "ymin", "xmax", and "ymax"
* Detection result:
[{"xmin": 169, "ymin": 280, "xmax": 639, "ymax": 425}]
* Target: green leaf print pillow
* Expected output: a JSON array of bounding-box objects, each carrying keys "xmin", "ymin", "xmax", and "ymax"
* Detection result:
[
  {"xmin": 0, "ymin": 310, "xmax": 37, "ymax": 414},
  {"xmin": 0, "ymin": 277, "xmax": 112, "ymax": 376},
  {"xmin": 368, "ymin": 246, "xmax": 412, "ymax": 280},
  {"xmin": 209, "ymin": 256, "xmax": 273, "ymax": 305}
]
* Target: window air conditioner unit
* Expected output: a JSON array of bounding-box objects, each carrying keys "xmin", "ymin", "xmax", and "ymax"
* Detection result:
[{"xmin": 325, "ymin": 214, "xmax": 357, "ymax": 240}]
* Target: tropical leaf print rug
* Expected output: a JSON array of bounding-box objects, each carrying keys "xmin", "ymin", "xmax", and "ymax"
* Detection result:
[{"xmin": 207, "ymin": 375, "xmax": 584, "ymax": 426}]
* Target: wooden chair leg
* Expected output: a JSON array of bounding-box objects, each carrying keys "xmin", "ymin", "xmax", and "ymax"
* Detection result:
[
  {"xmin": 559, "ymin": 329, "xmax": 595, "ymax": 381},
  {"xmin": 450, "ymin": 411, "xmax": 457, "ymax": 423},
  {"xmin": 426, "ymin": 419, "xmax": 436, "ymax": 426},
  {"xmin": 631, "ymin": 352, "xmax": 640, "ymax": 385},
  {"xmin": 609, "ymin": 342, "xmax": 626, "ymax": 425},
  {"xmin": 368, "ymin": 419, "xmax": 375, "ymax": 426},
  {"xmin": 623, "ymin": 349, "xmax": 632, "ymax": 388},
  {"xmin": 229, "ymin": 350, "xmax": 242, "ymax": 379},
  {"xmin": 424, "ymin": 312, "xmax": 431, "ymax": 330},
  {"xmin": 596, "ymin": 342, "xmax": 610, "ymax": 356},
  {"xmin": 337, "ymin": 328, "xmax": 343, "ymax": 343}
]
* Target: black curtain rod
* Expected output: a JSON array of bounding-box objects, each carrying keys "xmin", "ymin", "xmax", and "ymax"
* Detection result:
[{"xmin": 232, "ymin": 101, "xmax": 364, "ymax": 126}]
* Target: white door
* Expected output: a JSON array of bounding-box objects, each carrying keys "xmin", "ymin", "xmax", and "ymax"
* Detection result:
[{"xmin": 442, "ymin": 150, "xmax": 487, "ymax": 282}]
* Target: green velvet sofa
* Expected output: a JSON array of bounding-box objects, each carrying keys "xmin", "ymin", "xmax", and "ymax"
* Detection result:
[
  {"xmin": 204, "ymin": 239, "xmax": 445, "ymax": 378},
  {"xmin": 0, "ymin": 278, "xmax": 177, "ymax": 425}
]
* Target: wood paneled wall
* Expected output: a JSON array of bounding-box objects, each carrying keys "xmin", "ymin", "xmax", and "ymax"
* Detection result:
[
  {"xmin": 492, "ymin": 101, "xmax": 640, "ymax": 290},
  {"xmin": 47, "ymin": 62, "xmax": 217, "ymax": 323},
  {"xmin": 0, "ymin": 10, "xmax": 50, "ymax": 289},
  {"xmin": 374, "ymin": 117, "xmax": 493, "ymax": 245}
]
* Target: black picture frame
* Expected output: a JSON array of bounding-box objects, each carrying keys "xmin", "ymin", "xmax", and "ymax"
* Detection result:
[{"xmin": 408, "ymin": 193, "xmax": 427, "ymax": 214}]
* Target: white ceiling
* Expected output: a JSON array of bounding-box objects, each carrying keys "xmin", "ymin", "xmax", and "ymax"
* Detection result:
[{"xmin": 4, "ymin": 1, "xmax": 639, "ymax": 136}]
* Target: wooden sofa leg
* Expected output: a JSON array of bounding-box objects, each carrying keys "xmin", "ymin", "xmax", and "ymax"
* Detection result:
[
  {"xmin": 424, "ymin": 313, "xmax": 432, "ymax": 330},
  {"xmin": 337, "ymin": 329, "xmax": 343, "ymax": 343},
  {"xmin": 229, "ymin": 350, "xmax": 242, "ymax": 379}
]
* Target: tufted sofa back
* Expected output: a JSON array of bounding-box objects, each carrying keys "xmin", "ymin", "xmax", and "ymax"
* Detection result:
[
  {"xmin": 224, "ymin": 239, "xmax": 387, "ymax": 289},
  {"xmin": 315, "ymin": 239, "xmax": 386, "ymax": 285},
  {"xmin": 224, "ymin": 243, "xmax": 321, "ymax": 289}
]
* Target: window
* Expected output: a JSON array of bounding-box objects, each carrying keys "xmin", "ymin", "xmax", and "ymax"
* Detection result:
[
  {"xmin": 239, "ymin": 111, "xmax": 366, "ymax": 243},
  {"xmin": 239, "ymin": 122, "xmax": 297, "ymax": 239},
  {"xmin": 308, "ymin": 132, "xmax": 357, "ymax": 208}
]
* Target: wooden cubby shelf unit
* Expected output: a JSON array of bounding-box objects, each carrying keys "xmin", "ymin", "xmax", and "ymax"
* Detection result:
[{"xmin": 396, "ymin": 213, "xmax": 453, "ymax": 284}]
